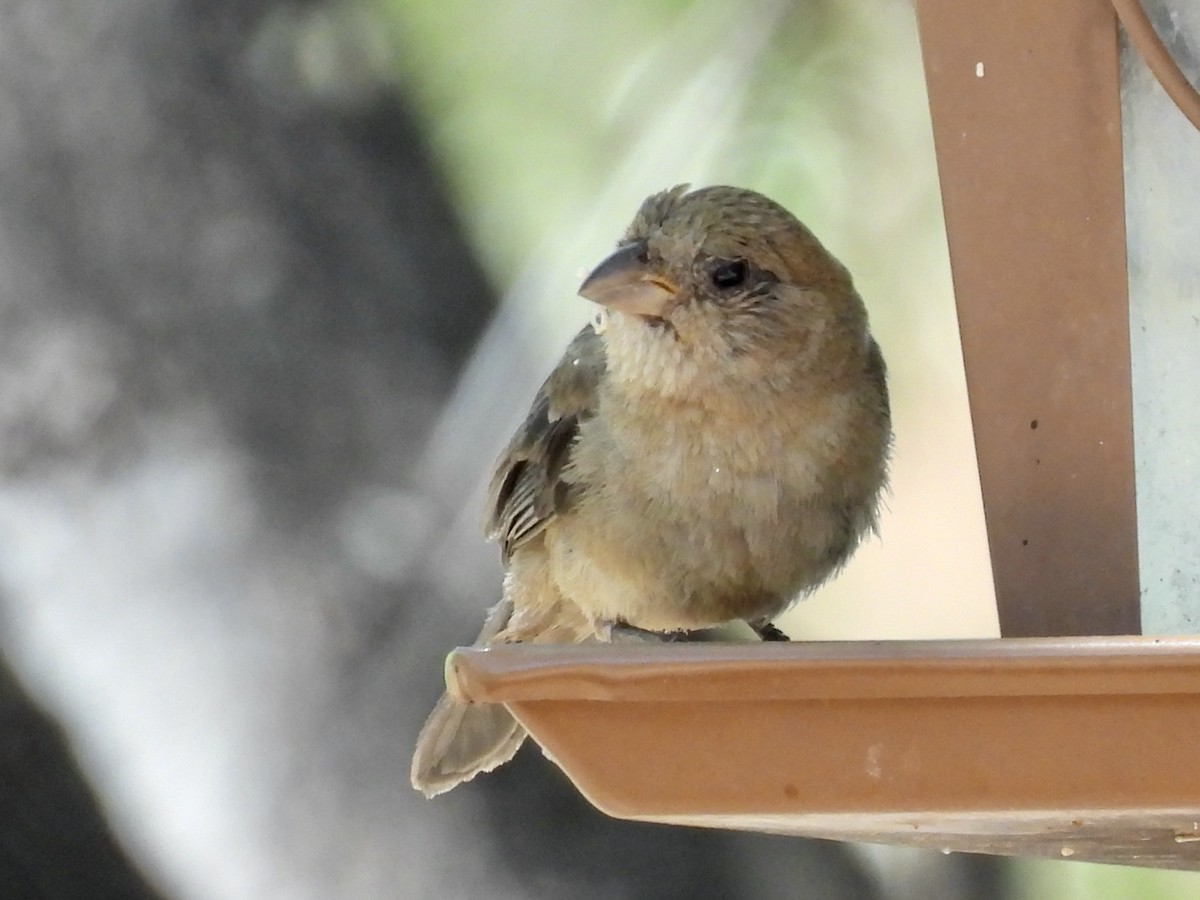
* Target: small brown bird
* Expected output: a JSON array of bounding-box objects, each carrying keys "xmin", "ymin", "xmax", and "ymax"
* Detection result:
[{"xmin": 411, "ymin": 185, "xmax": 891, "ymax": 797}]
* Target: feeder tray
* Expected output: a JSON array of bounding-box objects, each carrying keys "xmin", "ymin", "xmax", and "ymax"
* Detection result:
[{"xmin": 450, "ymin": 637, "xmax": 1200, "ymax": 869}]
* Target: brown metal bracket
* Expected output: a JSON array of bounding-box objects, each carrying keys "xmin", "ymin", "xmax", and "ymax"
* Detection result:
[{"xmin": 913, "ymin": 0, "xmax": 1139, "ymax": 637}]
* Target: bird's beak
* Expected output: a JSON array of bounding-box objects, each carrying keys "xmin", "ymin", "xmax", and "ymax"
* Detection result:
[{"xmin": 578, "ymin": 241, "xmax": 678, "ymax": 318}]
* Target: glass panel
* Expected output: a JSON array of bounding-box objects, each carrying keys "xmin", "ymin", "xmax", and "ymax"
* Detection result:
[{"xmin": 1121, "ymin": 1, "xmax": 1200, "ymax": 633}]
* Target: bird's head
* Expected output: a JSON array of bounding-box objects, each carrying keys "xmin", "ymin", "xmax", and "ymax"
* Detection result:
[{"xmin": 579, "ymin": 185, "xmax": 861, "ymax": 358}]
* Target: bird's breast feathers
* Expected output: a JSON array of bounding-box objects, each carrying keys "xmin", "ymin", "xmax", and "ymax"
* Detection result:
[{"xmin": 549, "ymin": 370, "xmax": 876, "ymax": 629}]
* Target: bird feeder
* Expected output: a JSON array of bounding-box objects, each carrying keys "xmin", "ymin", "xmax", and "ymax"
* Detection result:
[{"xmin": 447, "ymin": 0, "xmax": 1200, "ymax": 869}]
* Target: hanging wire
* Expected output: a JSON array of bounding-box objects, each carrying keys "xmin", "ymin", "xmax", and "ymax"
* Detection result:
[{"xmin": 1111, "ymin": 0, "xmax": 1200, "ymax": 131}]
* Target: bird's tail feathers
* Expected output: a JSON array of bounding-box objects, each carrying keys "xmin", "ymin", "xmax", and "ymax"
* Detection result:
[
  {"xmin": 410, "ymin": 691, "xmax": 527, "ymax": 798},
  {"xmin": 411, "ymin": 596, "xmax": 527, "ymax": 798}
]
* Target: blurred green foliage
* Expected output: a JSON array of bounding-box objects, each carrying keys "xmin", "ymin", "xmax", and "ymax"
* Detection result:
[
  {"xmin": 1017, "ymin": 857, "xmax": 1200, "ymax": 900},
  {"xmin": 374, "ymin": 1, "xmax": 937, "ymax": 335}
]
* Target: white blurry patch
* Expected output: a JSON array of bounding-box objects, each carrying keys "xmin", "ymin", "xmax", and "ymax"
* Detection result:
[
  {"xmin": 0, "ymin": 316, "xmax": 121, "ymax": 458},
  {"xmin": 246, "ymin": 2, "xmax": 395, "ymax": 108},
  {"xmin": 336, "ymin": 486, "xmax": 431, "ymax": 582},
  {"xmin": 865, "ymin": 743, "xmax": 884, "ymax": 780},
  {"xmin": 0, "ymin": 413, "xmax": 278, "ymax": 898}
]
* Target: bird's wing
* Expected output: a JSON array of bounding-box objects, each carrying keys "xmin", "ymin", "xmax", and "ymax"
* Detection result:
[{"xmin": 485, "ymin": 324, "xmax": 604, "ymax": 560}]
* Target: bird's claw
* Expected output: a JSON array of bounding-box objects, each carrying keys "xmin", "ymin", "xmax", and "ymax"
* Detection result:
[{"xmin": 750, "ymin": 620, "xmax": 791, "ymax": 642}]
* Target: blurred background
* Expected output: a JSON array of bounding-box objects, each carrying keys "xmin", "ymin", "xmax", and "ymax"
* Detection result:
[{"xmin": 0, "ymin": 0, "xmax": 1195, "ymax": 897}]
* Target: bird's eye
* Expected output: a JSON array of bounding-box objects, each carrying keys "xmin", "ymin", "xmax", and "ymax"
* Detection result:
[{"xmin": 711, "ymin": 258, "xmax": 748, "ymax": 290}]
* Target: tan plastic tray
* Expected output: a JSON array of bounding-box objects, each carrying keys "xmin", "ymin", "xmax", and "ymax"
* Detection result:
[{"xmin": 449, "ymin": 637, "xmax": 1200, "ymax": 869}]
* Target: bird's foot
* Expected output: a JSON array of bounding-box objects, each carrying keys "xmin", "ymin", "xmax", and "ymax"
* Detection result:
[{"xmin": 750, "ymin": 619, "xmax": 791, "ymax": 642}]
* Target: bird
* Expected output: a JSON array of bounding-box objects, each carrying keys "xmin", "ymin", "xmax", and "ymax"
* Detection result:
[{"xmin": 411, "ymin": 184, "xmax": 891, "ymax": 797}]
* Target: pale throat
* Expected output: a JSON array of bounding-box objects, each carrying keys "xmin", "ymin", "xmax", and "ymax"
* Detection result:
[{"xmin": 599, "ymin": 309, "xmax": 802, "ymax": 408}]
